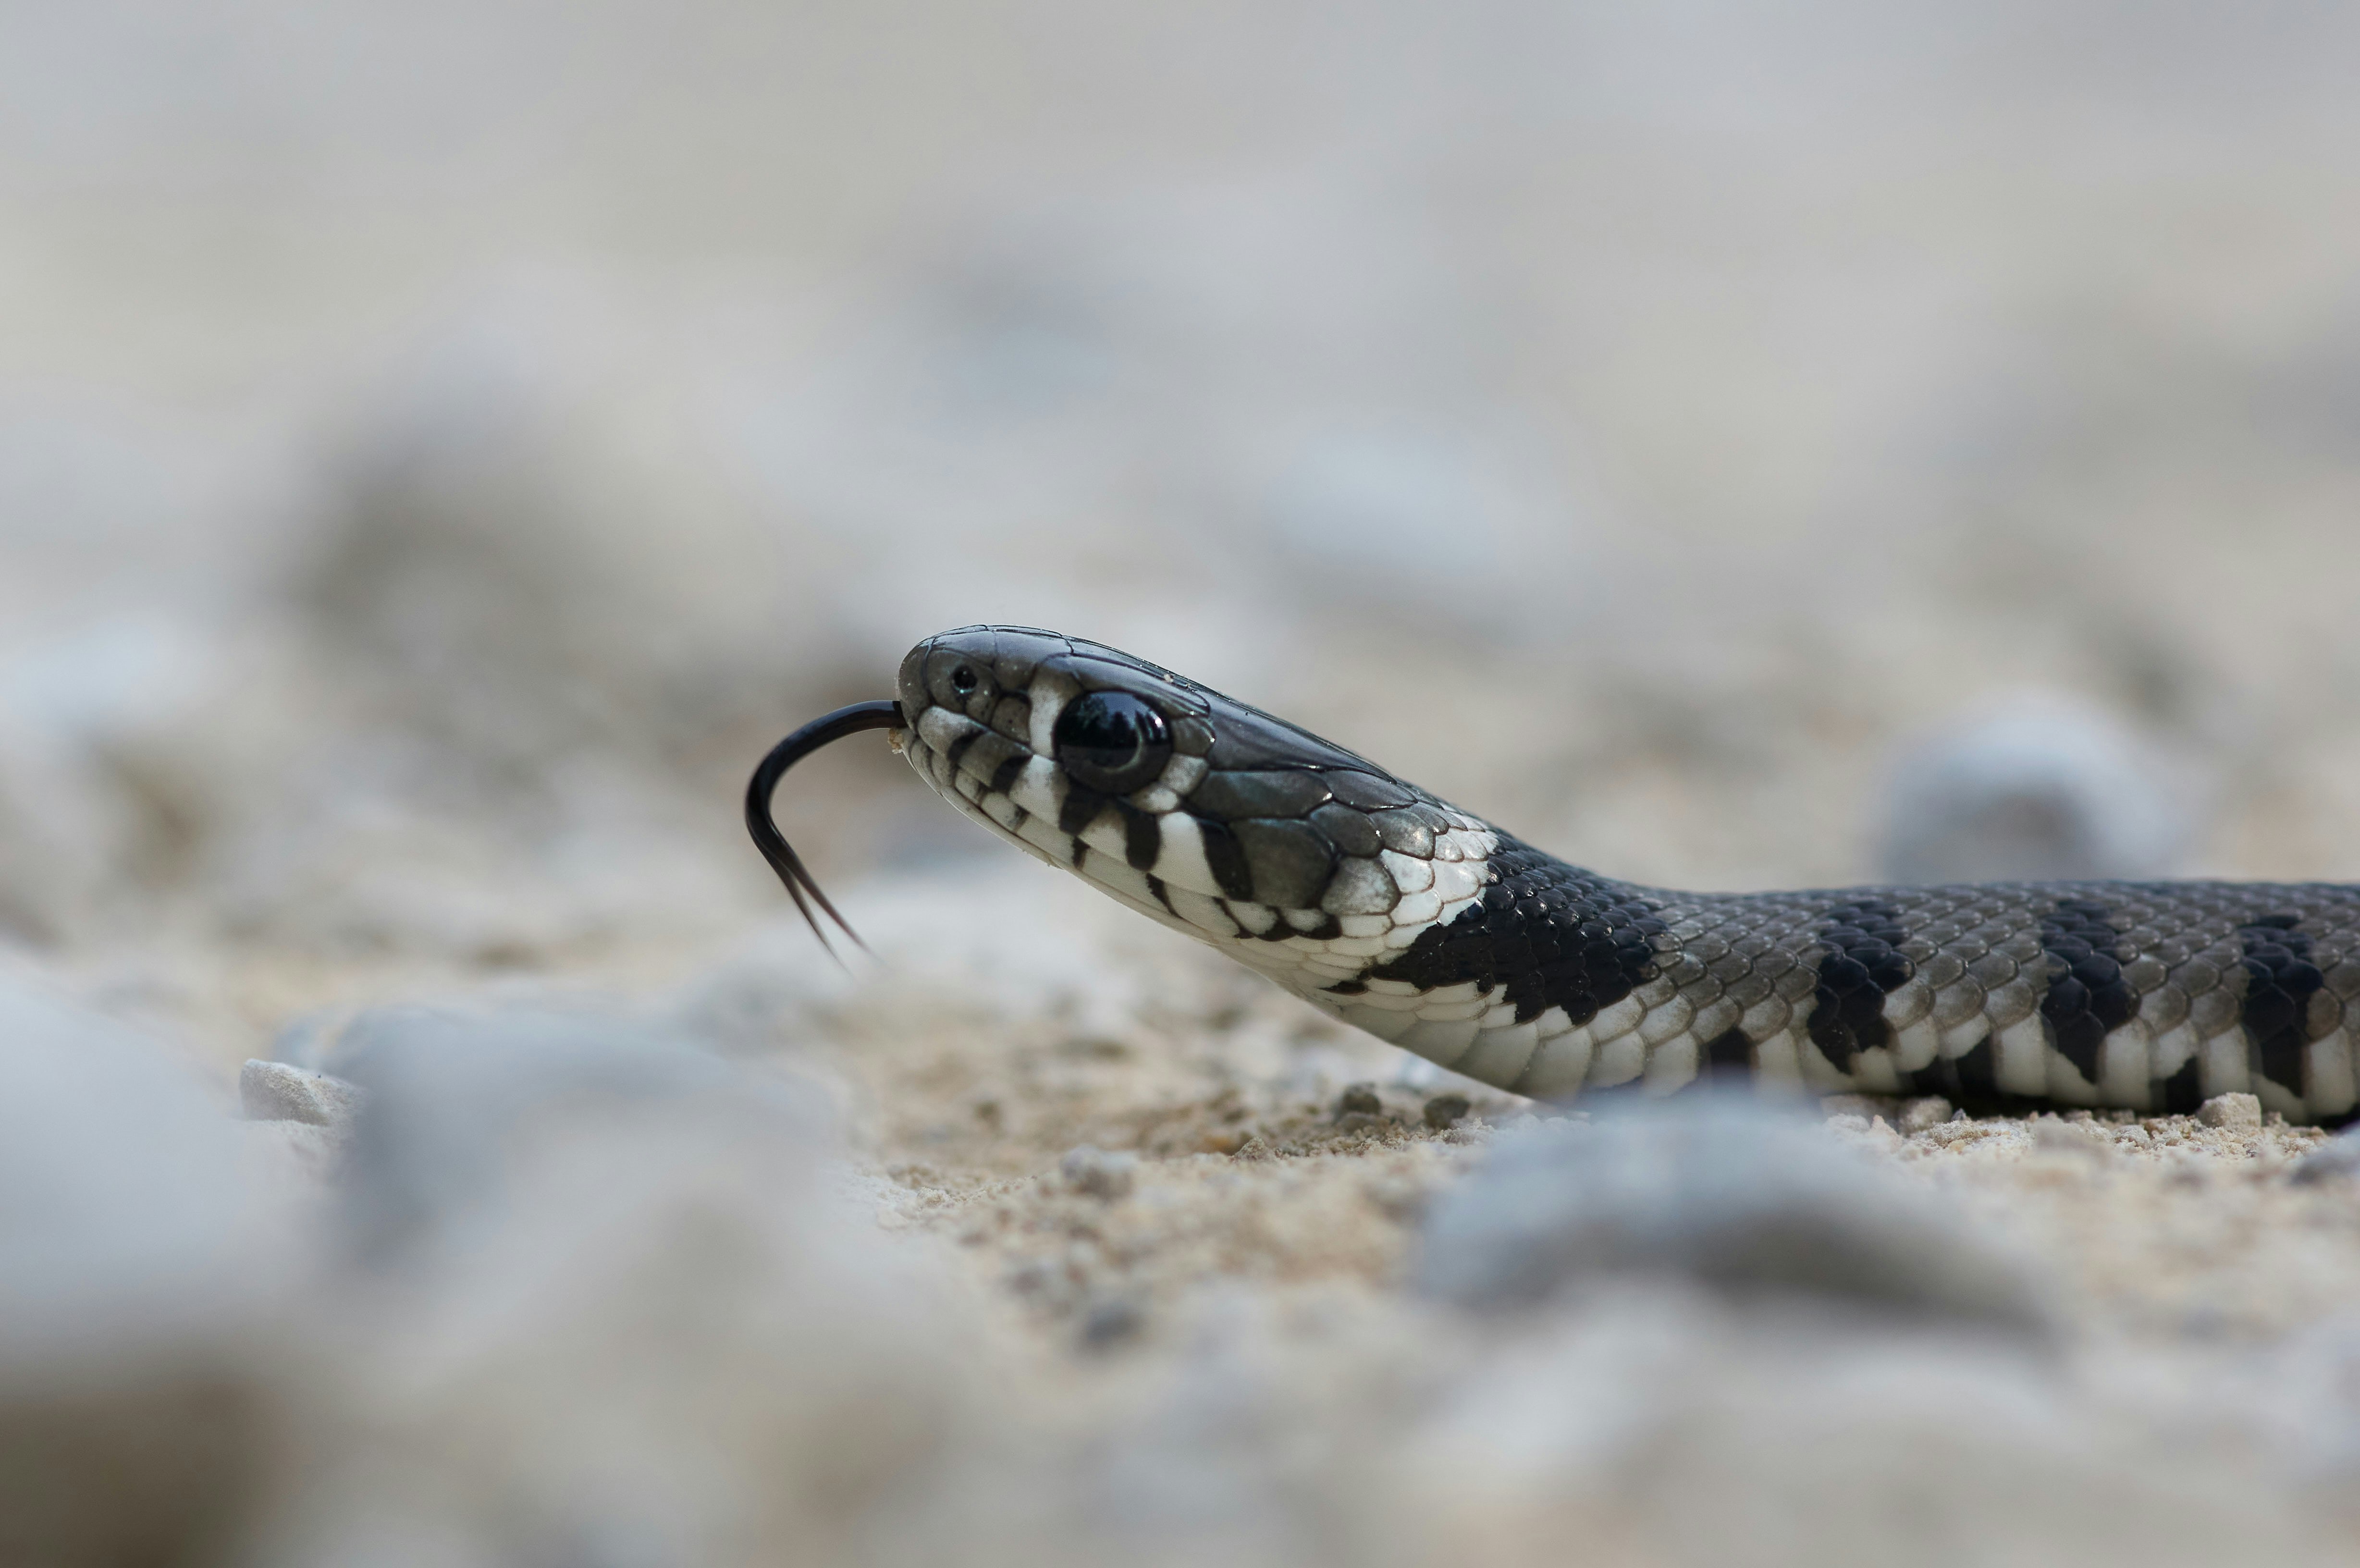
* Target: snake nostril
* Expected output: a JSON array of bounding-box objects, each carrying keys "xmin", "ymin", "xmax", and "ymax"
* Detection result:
[{"xmin": 950, "ymin": 664, "xmax": 979, "ymax": 695}]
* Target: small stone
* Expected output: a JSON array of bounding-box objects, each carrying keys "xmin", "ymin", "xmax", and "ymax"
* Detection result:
[
  {"xmin": 0, "ymin": 982, "xmax": 290, "ymax": 1567},
  {"xmin": 2197, "ymin": 1093, "xmax": 2262, "ymax": 1130},
  {"xmin": 1363, "ymin": 1174, "xmax": 1427, "ymax": 1223},
  {"xmin": 1414, "ymin": 1098, "xmax": 2049, "ymax": 1334},
  {"xmin": 1231, "ymin": 1135, "xmax": 1275, "ymax": 1162},
  {"xmin": 1876, "ymin": 694, "xmax": 2188, "ymax": 882},
  {"xmin": 1059, "ymin": 1145, "xmax": 1137, "ymax": 1200},
  {"xmin": 1079, "ymin": 1296, "xmax": 1144, "ymax": 1349},
  {"xmin": 2032, "ymin": 1118, "xmax": 2112, "ymax": 1158},
  {"xmin": 1898, "ymin": 1096, "xmax": 1953, "ymax": 1134},
  {"xmin": 1335, "ymin": 1083, "xmax": 1383, "ymax": 1119},
  {"xmin": 1423, "ymin": 1093, "xmax": 1472, "ymax": 1130},
  {"xmin": 238, "ymin": 1059, "xmax": 364, "ymax": 1130},
  {"xmin": 2292, "ymin": 1126, "xmax": 2360, "ymax": 1185}
]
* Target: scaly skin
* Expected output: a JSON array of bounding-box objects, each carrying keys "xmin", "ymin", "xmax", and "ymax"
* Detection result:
[{"xmin": 895, "ymin": 625, "xmax": 2360, "ymax": 1124}]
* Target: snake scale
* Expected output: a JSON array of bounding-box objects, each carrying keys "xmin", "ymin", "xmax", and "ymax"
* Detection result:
[{"xmin": 749, "ymin": 625, "xmax": 2360, "ymax": 1127}]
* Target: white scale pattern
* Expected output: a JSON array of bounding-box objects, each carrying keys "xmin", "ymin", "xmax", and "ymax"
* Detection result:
[
  {"xmin": 902, "ymin": 654, "xmax": 2360, "ymax": 1122},
  {"xmin": 902, "ymin": 704, "xmax": 1500, "ymax": 1004}
]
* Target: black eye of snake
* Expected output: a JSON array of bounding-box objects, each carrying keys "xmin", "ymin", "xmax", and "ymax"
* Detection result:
[
  {"xmin": 1052, "ymin": 690, "xmax": 1171, "ymax": 796},
  {"xmin": 950, "ymin": 664, "xmax": 979, "ymax": 694}
]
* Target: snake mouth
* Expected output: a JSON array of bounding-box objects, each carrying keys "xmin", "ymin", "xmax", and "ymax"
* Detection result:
[{"xmin": 744, "ymin": 698, "xmax": 906, "ymax": 958}]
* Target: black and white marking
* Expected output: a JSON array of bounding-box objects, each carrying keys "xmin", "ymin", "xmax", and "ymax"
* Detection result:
[{"xmin": 892, "ymin": 626, "xmax": 2360, "ymax": 1126}]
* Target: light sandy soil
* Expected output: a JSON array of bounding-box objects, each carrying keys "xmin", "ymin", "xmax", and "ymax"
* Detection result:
[{"xmin": 13, "ymin": 6, "xmax": 2360, "ymax": 1559}]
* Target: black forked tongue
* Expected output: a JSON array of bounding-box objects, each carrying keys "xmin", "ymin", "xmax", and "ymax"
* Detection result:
[{"xmin": 744, "ymin": 699, "xmax": 905, "ymax": 961}]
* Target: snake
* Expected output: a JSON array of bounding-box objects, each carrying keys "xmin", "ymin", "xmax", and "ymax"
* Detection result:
[{"xmin": 748, "ymin": 624, "xmax": 2360, "ymax": 1126}]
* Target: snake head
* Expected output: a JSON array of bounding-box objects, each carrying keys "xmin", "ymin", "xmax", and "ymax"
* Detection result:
[{"xmin": 893, "ymin": 625, "xmax": 1500, "ymax": 1000}]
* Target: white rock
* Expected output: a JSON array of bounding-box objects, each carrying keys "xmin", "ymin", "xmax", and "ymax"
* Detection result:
[
  {"xmin": 240, "ymin": 1059, "xmax": 364, "ymax": 1129},
  {"xmin": 2031, "ymin": 1117, "xmax": 2114, "ymax": 1157},
  {"xmin": 1061, "ymin": 1145, "xmax": 1138, "ymax": 1200},
  {"xmin": 1413, "ymin": 1096, "xmax": 2050, "ymax": 1333},
  {"xmin": 1878, "ymin": 693, "xmax": 2189, "ymax": 883},
  {"xmin": 267, "ymin": 1004, "xmax": 969, "ymax": 1568},
  {"xmin": 0, "ymin": 976, "xmax": 295, "ymax": 1568},
  {"xmin": 1394, "ymin": 1296, "xmax": 2338, "ymax": 1566},
  {"xmin": 2292, "ymin": 1125, "xmax": 2360, "ymax": 1184},
  {"xmin": 2198, "ymin": 1092, "xmax": 2262, "ymax": 1130}
]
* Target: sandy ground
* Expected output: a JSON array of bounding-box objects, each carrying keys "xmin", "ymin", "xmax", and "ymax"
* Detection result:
[{"xmin": 12, "ymin": 4, "xmax": 2360, "ymax": 1560}]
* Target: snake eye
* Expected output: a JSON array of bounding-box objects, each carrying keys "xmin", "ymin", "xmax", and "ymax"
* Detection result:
[
  {"xmin": 1053, "ymin": 691, "xmax": 1172, "ymax": 796},
  {"xmin": 950, "ymin": 664, "xmax": 980, "ymax": 695}
]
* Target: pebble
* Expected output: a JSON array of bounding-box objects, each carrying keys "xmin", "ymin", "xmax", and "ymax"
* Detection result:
[
  {"xmin": 239, "ymin": 1058, "xmax": 364, "ymax": 1129},
  {"xmin": 1877, "ymin": 693, "xmax": 2187, "ymax": 882},
  {"xmin": 1061, "ymin": 1144, "xmax": 1138, "ymax": 1200},
  {"xmin": 1080, "ymin": 1295, "xmax": 1146, "ymax": 1348},
  {"xmin": 2291, "ymin": 1126, "xmax": 2360, "ymax": 1185},
  {"xmin": 320, "ymin": 1003, "xmax": 810, "ymax": 1261},
  {"xmin": 1413, "ymin": 1095, "xmax": 2049, "ymax": 1333},
  {"xmin": 1335, "ymin": 1083, "xmax": 1383, "ymax": 1118},
  {"xmin": 2032, "ymin": 1118, "xmax": 2114, "ymax": 1158},
  {"xmin": 275, "ymin": 1000, "xmax": 959, "ymax": 1564},
  {"xmin": 2198, "ymin": 1093, "xmax": 2262, "ymax": 1130},
  {"xmin": 1423, "ymin": 1093, "xmax": 1472, "ymax": 1130},
  {"xmin": 1899, "ymin": 1096, "xmax": 1954, "ymax": 1134}
]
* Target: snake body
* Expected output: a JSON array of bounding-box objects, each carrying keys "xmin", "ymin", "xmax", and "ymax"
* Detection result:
[{"xmin": 883, "ymin": 625, "xmax": 2360, "ymax": 1125}]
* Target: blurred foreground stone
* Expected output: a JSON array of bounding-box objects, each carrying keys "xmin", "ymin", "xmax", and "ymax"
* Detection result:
[
  {"xmin": 0, "ymin": 978, "xmax": 296, "ymax": 1568},
  {"xmin": 1414, "ymin": 1097, "xmax": 2048, "ymax": 1333},
  {"xmin": 240, "ymin": 1060, "xmax": 364, "ymax": 1129},
  {"xmin": 259, "ymin": 1004, "xmax": 970, "ymax": 1568},
  {"xmin": 1393, "ymin": 1292, "xmax": 2337, "ymax": 1568},
  {"xmin": 10, "ymin": 975, "xmax": 2360, "ymax": 1568}
]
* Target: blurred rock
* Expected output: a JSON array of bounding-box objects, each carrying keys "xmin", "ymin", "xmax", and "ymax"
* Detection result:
[
  {"xmin": 1060, "ymin": 1145, "xmax": 1138, "ymax": 1201},
  {"xmin": 0, "ymin": 977, "xmax": 295, "ymax": 1568},
  {"xmin": 1079, "ymin": 1295, "xmax": 1147, "ymax": 1349},
  {"xmin": 1412, "ymin": 1096, "xmax": 2047, "ymax": 1333},
  {"xmin": 240, "ymin": 1060, "xmax": 363, "ymax": 1130},
  {"xmin": 310, "ymin": 1003, "xmax": 803, "ymax": 1260},
  {"xmin": 2031, "ymin": 1116, "xmax": 2115, "ymax": 1157},
  {"xmin": 1897, "ymin": 1096, "xmax": 1953, "ymax": 1133},
  {"xmin": 1422, "ymin": 1094, "xmax": 1471, "ymax": 1130},
  {"xmin": 294, "ymin": 308, "xmax": 835, "ymax": 794},
  {"xmin": 2292, "ymin": 1125, "xmax": 2360, "ymax": 1185},
  {"xmin": 269, "ymin": 1002, "xmax": 969, "ymax": 1568},
  {"xmin": 0, "ymin": 612, "xmax": 234, "ymax": 942},
  {"xmin": 1878, "ymin": 693, "xmax": 2188, "ymax": 883},
  {"xmin": 1396, "ymin": 1293, "xmax": 2337, "ymax": 1568}
]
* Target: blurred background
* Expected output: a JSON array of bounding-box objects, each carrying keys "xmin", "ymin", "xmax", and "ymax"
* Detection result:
[
  {"xmin": 12, "ymin": 0, "xmax": 2360, "ymax": 1034},
  {"xmin": 12, "ymin": 6, "xmax": 2360, "ymax": 1564}
]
